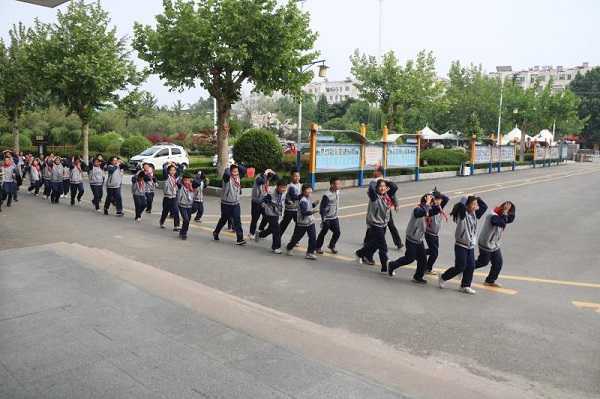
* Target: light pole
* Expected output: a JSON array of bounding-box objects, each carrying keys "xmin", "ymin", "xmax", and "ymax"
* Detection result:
[
  {"xmin": 296, "ymin": 60, "xmax": 329, "ymax": 169},
  {"xmin": 496, "ymin": 79, "xmax": 504, "ymax": 145}
]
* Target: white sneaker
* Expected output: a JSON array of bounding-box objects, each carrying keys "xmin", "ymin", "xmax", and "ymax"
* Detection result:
[
  {"xmin": 286, "ymin": 249, "xmax": 293, "ymax": 256},
  {"xmin": 248, "ymin": 234, "xmax": 255, "ymax": 240},
  {"xmin": 460, "ymin": 286, "xmax": 476, "ymax": 295},
  {"xmin": 272, "ymin": 249, "xmax": 282, "ymax": 254},
  {"xmin": 305, "ymin": 253, "xmax": 317, "ymax": 260},
  {"xmin": 438, "ymin": 274, "xmax": 446, "ymax": 289}
]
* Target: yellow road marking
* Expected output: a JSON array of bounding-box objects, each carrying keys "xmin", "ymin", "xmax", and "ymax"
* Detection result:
[{"xmin": 572, "ymin": 301, "xmax": 600, "ymax": 313}]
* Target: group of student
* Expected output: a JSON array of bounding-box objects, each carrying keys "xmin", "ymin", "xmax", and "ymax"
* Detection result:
[{"xmin": 2, "ymin": 148, "xmax": 516, "ymax": 295}]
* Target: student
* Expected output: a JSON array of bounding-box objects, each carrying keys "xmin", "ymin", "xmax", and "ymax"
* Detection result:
[
  {"xmin": 69, "ymin": 157, "xmax": 86, "ymax": 206},
  {"xmin": 249, "ymin": 168, "xmax": 277, "ymax": 239},
  {"xmin": 355, "ymin": 178, "xmax": 398, "ymax": 272},
  {"xmin": 256, "ymin": 179, "xmax": 287, "ymax": 254},
  {"xmin": 1, "ymin": 154, "xmax": 18, "ymax": 208},
  {"xmin": 285, "ymin": 183, "xmax": 320, "ymax": 260},
  {"xmin": 424, "ymin": 188, "xmax": 449, "ymax": 275},
  {"xmin": 316, "ymin": 176, "xmax": 342, "ymax": 254},
  {"xmin": 213, "ymin": 164, "xmax": 247, "ymax": 245},
  {"xmin": 89, "ymin": 157, "xmax": 105, "ymax": 211},
  {"xmin": 50, "ymin": 156, "xmax": 64, "ymax": 204},
  {"xmin": 104, "ymin": 156, "xmax": 125, "ymax": 216},
  {"xmin": 162, "ymin": 161, "xmax": 182, "ymax": 219},
  {"xmin": 61, "ymin": 157, "xmax": 71, "ymax": 199},
  {"xmin": 439, "ymin": 196, "xmax": 488, "ymax": 295},
  {"xmin": 143, "ymin": 163, "xmax": 157, "ymax": 214},
  {"xmin": 159, "ymin": 164, "xmax": 181, "ymax": 231},
  {"xmin": 131, "ymin": 171, "xmax": 148, "ymax": 222},
  {"xmin": 388, "ymin": 193, "xmax": 442, "ymax": 284},
  {"xmin": 177, "ymin": 172, "xmax": 195, "ymax": 240},
  {"xmin": 192, "ymin": 170, "xmax": 208, "ymax": 222},
  {"xmin": 363, "ymin": 168, "xmax": 403, "ymax": 250},
  {"xmin": 27, "ymin": 158, "xmax": 42, "ymax": 196},
  {"xmin": 42, "ymin": 155, "xmax": 53, "ymax": 199},
  {"xmin": 279, "ymin": 169, "xmax": 302, "ymax": 235},
  {"xmin": 475, "ymin": 201, "xmax": 516, "ymax": 287}
]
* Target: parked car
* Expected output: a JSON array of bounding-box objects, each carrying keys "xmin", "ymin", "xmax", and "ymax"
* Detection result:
[
  {"xmin": 128, "ymin": 143, "xmax": 190, "ymax": 171},
  {"xmin": 212, "ymin": 146, "xmax": 235, "ymax": 167}
]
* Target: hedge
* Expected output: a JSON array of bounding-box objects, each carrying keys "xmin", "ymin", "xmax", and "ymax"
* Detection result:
[
  {"xmin": 120, "ymin": 135, "xmax": 151, "ymax": 158},
  {"xmin": 232, "ymin": 128, "xmax": 282, "ymax": 171},
  {"xmin": 421, "ymin": 148, "xmax": 468, "ymax": 165}
]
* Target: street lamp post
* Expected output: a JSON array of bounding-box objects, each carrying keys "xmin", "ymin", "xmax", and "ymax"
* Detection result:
[{"xmin": 296, "ymin": 60, "xmax": 329, "ymax": 169}]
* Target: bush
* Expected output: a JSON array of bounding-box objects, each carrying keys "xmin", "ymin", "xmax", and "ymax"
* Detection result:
[
  {"xmin": 0, "ymin": 133, "xmax": 32, "ymax": 150},
  {"xmin": 232, "ymin": 128, "xmax": 283, "ymax": 171},
  {"xmin": 421, "ymin": 148, "xmax": 468, "ymax": 165},
  {"xmin": 120, "ymin": 135, "xmax": 152, "ymax": 158}
]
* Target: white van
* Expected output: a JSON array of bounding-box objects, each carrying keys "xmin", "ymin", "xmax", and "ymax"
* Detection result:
[{"xmin": 128, "ymin": 143, "xmax": 190, "ymax": 171}]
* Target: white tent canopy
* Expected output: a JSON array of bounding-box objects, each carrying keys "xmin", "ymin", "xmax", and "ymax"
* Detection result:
[
  {"xmin": 532, "ymin": 129, "xmax": 555, "ymax": 144},
  {"xmin": 418, "ymin": 126, "xmax": 441, "ymax": 140},
  {"xmin": 502, "ymin": 127, "xmax": 522, "ymax": 144},
  {"xmin": 439, "ymin": 131, "xmax": 459, "ymax": 140}
]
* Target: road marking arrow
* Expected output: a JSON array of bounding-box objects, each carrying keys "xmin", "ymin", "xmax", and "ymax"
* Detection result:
[{"xmin": 572, "ymin": 301, "xmax": 600, "ymax": 313}]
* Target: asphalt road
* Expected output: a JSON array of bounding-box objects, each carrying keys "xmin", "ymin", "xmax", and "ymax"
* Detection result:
[{"xmin": 1, "ymin": 162, "xmax": 599, "ymax": 398}]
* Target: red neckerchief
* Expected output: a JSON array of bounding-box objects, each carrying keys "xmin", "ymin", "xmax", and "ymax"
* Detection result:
[
  {"xmin": 74, "ymin": 163, "xmax": 82, "ymax": 173},
  {"xmin": 167, "ymin": 175, "xmax": 177, "ymax": 191},
  {"xmin": 231, "ymin": 173, "xmax": 241, "ymax": 189},
  {"xmin": 137, "ymin": 180, "xmax": 145, "ymax": 192},
  {"xmin": 182, "ymin": 180, "xmax": 193, "ymax": 192},
  {"xmin": 382, "ymin": 193, "xmax": 394, "ymax": 209},
  {"xmin": 3, "ymin": 158, "xmax": 12, "ymax": 167}
]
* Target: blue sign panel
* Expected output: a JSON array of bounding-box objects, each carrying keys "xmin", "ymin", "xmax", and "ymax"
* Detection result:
[
  {"xmin": 316, "ymin": 144, "xmax": 361, "ymax": 172},
  {"xmin": 387, "ymin": 145, "xmax": 417, "ymax": 168}
]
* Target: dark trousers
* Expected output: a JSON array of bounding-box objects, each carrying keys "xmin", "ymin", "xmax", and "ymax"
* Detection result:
[
  {"xmin": 279, "ymin": 210, "xmax": 298, "ymax": 235},
  {"xmin": 160, "ymin": 197, "xmax": 180, "ymax": 227},
  {"xmin": 145, "ymin": 192, "xmax": 154, "ymax": 212},
  {"xmin": 193, "ymin": 201, "xmax": 204, "ymax": 220},
  {"xmin": 104, "ymin": 187, "xmax": 123, "ymax": 213},
  {"xmin": 475, "ymin": 248, "xmax": 503, "ymax": 283},
  {"xmin": 441, "ymin": 245, "xmax": 476, "ymax": 288},
  {"xmin": 69, "ymin": 183, "xmax": 84, "ymax": 205},
  {"xmin": 90, "ymin": 184, "xmax": 103, "ymax": 210},
  {"xmin": 249, "ymin": 201, "xmax": 268, "ymax": 235},
  {"xmin": 62, "ymin": 180, "xmax": 70, "ymax": 196},
  {"xmin": 214, "ymin": 203, "xmax": 243, "ymax": 242},
  {"xmin": 28, "ymin": 180, "xmax": 42, "ymax": 195},
  {"xmin": 133, "ymin": 195, "xmax": 147, "ymax": 219},
  {"xmin": 1, "ymin": 182, "xmax": 17, "ymax": 206},
  {"xmin": 356, "ymin": 226, "xmax": 388, "ymax": 268},
  {"xmin": 387, "ymin": 214, "xmax": 403, "ymax": 248},
  {"xmin": 389, "ymin": 240, "xmax": 427, "ymax": 280},
  {"xmin": 425, "ymin": 233, "xmax": 439, "ymax": 271},
  {"xmin": 286, "ymin": 224, "xmax": 317, "ymax": 253},
  {"xmin": 259, "ymin": 215, "xmax": 282, "ymax": 250},
  {"xmin": 179, "ymin": 206, "xmax": 192, "ymax": 237},
  {"xmin": 43, "ymin": 178, "xmax": 51, "ymax": 197},
  {"xmin": 50, "ymin": 181, "xmax": 62, "ymax": 203},
  {"xmin": 316, "ymin": 218, "xmax": 341, "ymax": 250}
]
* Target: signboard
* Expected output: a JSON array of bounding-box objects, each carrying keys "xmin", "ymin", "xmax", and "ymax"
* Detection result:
[
  {"xmin": 364, "ymin": 144, "xmax": 384, "ymax": 169},
  {"xmin": 560, "ymin": 144, "xmax": 568, "ymax": 159},
  {"xmin": 387, "ymin": 145, "xmax": 417, "ymax": 168},
  {"xmin": 474, "ymin": 145, "xmax": 492, "ymax": 164},
  {"xmin": 549, "ymin": 146, "xmax": 559, "ymax": 159},
  {"xmin": 500, "ymin": 145, "xmax": 515, "ymax": 162},
  {"xmin": 534, "ymin": 146, "xmax": 546, "ymax": 160},
  {"xmin": 315, "ymin": 144, "xmax": 360, "ymax": 172}
]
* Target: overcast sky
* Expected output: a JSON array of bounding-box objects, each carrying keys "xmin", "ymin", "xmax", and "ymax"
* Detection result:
[{"xmin": 1, "ymin": 0, "xmax": 599, "ymax": 106}]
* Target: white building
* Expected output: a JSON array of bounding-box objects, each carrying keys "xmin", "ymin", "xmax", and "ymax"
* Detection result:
[
  {"xmin": 303, "ymin": 78, "xmax": 360, "ymax": 104},
  {"xmin": 489, "ymin": 62, "xmax": 594, "ymax": 93}
]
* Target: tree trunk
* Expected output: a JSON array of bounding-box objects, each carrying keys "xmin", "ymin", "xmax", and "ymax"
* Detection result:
[
  {"xmin": 215, "ymin": 99, "xmax": 232, "ymax": 177},
  {"xmin": 82, "ymin": 121, "xmax": 89, "ymax": 164},
  {"xmin": 12, "ymin": 121, "xmax": 20, "ymax": 154}
]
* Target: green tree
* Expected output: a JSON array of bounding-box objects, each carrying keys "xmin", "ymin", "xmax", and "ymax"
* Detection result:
[
  {"xmin": 570, "ymin": 67, "xmax": 600, "ymax": 145},
  {"xmin": 116, "ymin": 88, "xmax": 155, "ymax": 128},
  {"xmin": 0, "ymin": 23, "xmax": 38, "ymax": 153},
  {"xmin": 502, "ymin": 80, "xmax": 540, "ymax": 161},
  {"xmin": 35, "ymin": 0, "xmax": 137, "ymax": 163},
  {"xmin": 120, "ymin": 135, "xmax": 151, "ymax": 158},
  {"xmin": 315, "ymin": 94, "xmax": 329, "ymax": 124},
  {"xmin": 232, "ymin": 128, "xmax": 282, "ymax": 170},
  {"xmin": 134, "ymin": 0, "xmax": 318, "ymax": 175}
]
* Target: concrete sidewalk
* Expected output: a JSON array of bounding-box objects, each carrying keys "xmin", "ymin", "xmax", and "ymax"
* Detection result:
[{"xmin": 0, "ymin": 244, "xmax": 405, "ymax": 399}]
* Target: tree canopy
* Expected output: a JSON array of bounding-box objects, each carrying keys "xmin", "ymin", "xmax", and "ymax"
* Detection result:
[{"xmin": 570, "ymin": 67, "xmax": 600, "ymax": 145}]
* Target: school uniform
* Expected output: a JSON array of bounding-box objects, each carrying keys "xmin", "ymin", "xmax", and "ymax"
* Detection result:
[
  {"xmin": 62, "ymin": 160, "xmax": 71, "ymax": 197},
  {"xmin": 131, "ymin": 177, "xmax": 147, "ymax": 219},
  {"xmin": 159, "ymin": 174, "xmax": 181, "ymax": 229},
  {"xmin": 355, "ymin": 180, "xmax": 398, "ymax": 270},
  {"xmin": 362, "ymin": 179, "xmax": 402, "ymax": 249},
  {"xmin": 104, "ymin": 164, "xmax": 124, "ymax": 215},
  {"xmin": 50, "ymin": 163, "xmax": 64, "ymax": 203},
  {"xmin": 388, "ymin": 203, "xmax": 442, "ymax": 281},
  {"xmin": 279, "ymin": 182, "xmax": 301, "ymax": 235},
  {"xmin": 316, "ymin": 189, "xmax": 341, "ymax": 252},
  {"xmin": 213, "ymin": 166, "xmax": 246, "ymax": 243},
  {"xmin": 27, "ymin": 165, "xmax": 42, "ymax": 195},
  {"xmin": 192, "ymin": 173, "xmax": 207, "ymax": 222},
  {"xmin": 144, "ymin": 170, "xmax": 157, "ymax": 213},
  {"xmin": 249, "ymin": 172, "xmax": 276, "ymax": 236},
  {"xmin": 69, "ymin": 163, "xmax": 86, "ymax": 205},
  {"xmin": 1, "ymin": 162, "xmax": 18, "ymax": 207},
  {"xmin": 88, "ymin": 166, "xmax": 105, "ymax": 210},
  {"xmin": 177, "ymin": 183, "xmax": 195, "ymax": 239},
  {"xmin": 441, "ymin": 198, "xmax": 488, "ymax": 288},
  {"xmin": 425, "ymin": 194, "xmax": 449, "ymax": 271},
  {"xmin": 475, "ymin": 210, "xmax": 515, "ymax": 283},
  {"xmin": 286, "ymin": 196, "xmax": 319, "ymax": 255},
  {"xmin": 42, "ymin": 161, "xmax": 53, "ymax": 197},
  {"xmin": 259, "ymin": 189, "xmax": 286, "ymax": 251}
]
